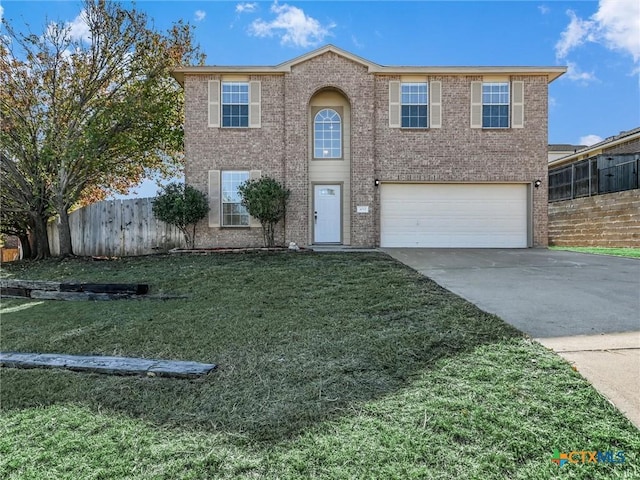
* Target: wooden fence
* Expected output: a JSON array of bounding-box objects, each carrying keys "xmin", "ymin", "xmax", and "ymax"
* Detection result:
[
  {"xmin": 48, "ymin": 198, "xmax": 184, "ymax": 256},
  {"xmin": 1, "ymin": 248, "xmax": 21, "ymax": 263}
]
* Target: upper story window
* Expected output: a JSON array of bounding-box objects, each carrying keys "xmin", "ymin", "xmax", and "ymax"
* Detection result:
[
  {"xmin": 222, "ymin": 82, "xmax": 249, "ymax": 127},
  {"xmin": 314, "ymin": 108, "xmax": 342, "ymax": 158},
  {"xmin": 221, "ymin": 171, "xmax": 250, "ymax": 226},
  {"xmin": 389, "ymin": 80, "xmax": 441, "ymax": 129},
  {"xmin": 208, "ymin": 80, "xmax": 261, "ymax": 128},
  {"xmin": 471, "ymin": 80, "xmax": 523, "ymax": 129},
  {"xmin": 482, "ymin": 82, "xmax": 510, "ymax": 128},
  {"xmin": 401, "ymin": 82, "xmax": 428, "ymax": 128}
]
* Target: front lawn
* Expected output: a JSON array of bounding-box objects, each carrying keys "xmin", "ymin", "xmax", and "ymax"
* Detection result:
[
  {"xmin": 1, "ymin": 253, "xmax": 638, "ymax": 479},
  {"xmin": 550, "ymin": 246, "xmax": 640, "ymax": 258}
]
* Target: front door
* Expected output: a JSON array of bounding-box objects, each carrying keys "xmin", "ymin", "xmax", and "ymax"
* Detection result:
[{"xmin": 314, "ymin": 184, "xmax": 341, "ymax": 243}]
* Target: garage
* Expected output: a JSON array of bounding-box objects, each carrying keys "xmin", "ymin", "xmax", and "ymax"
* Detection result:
[{"xmin": 380, "ymin": 183, "xmax": 529, "ymax": 248}]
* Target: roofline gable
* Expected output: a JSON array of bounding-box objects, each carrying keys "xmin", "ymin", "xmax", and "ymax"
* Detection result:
[
  {"xmin": 171, "ymin": 44, "xmax": 567, "ymax": 85},
  {"xmin": 275, "ymin": 44, "xmax": 379, "ymax": 71}
]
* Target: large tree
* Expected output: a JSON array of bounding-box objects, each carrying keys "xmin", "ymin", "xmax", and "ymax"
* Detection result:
[
  {"xmin": 0, "ymin": 153, "xmax": 52, "ymax": 259},
  {"xmin": 0, "ymin": 0, "xmax": 203, "ymax": 257}
]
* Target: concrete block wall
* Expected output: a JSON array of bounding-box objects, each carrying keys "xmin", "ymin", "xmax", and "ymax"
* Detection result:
[{"xmin": 548, "ymin": 190, "xmax": 640, "ymax": 247}]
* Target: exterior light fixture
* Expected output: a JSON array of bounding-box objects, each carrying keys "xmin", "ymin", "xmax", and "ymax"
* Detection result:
[
  {"xmin": 374, "ymin": 179, "xmax": 380, "ymax": 187},
  {"xmin": 534, "ymin": 180, "xmax": 542, "ymax": 188}
]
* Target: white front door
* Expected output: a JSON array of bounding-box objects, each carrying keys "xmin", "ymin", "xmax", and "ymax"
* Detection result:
[{"xmin": 314, "ymin": 184, "xmax": 341, "ymax": 243}]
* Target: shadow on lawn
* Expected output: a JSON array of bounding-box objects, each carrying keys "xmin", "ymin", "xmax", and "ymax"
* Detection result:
[{"xmin": 1, "ymin": 253, "xmax": 524, "ymax": 442}]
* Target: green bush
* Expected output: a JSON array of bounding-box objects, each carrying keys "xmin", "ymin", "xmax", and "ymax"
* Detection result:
[
  {"xmin": 152, "ymin": 183, "xmax": 208, "ymax": 249},
  {"xmin": 238, "ymin": 176, "xmax": 290, "ymax": 247}
]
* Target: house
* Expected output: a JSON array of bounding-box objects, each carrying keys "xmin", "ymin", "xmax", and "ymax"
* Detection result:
[
  {"xmin": 548, "ymin": 144, "xmax": 586, "ymax": 163},
  {"xmin": 172, "ymin": 45, "xmax": 565, "ymax": 249},
  {"xmin": 548, "ymin": 127, "xmax": 640, "ymax": 247}
]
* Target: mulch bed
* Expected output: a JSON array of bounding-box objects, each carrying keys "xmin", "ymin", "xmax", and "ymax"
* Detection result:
[{"xmin": 168, "ymin": 246, "xmax": 311, "ymax": 254}]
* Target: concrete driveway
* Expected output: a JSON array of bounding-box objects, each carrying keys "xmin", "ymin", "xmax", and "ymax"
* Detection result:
[
  {"xmin": 384, "ymin": 248, "xmax": 640, "ymax": 427},
  {"xmin": 384, "ymin": 248, "xmax": 639, "ymax": 337}
]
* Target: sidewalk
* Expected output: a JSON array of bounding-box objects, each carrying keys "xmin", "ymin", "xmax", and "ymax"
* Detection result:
[{"xmin": 536, "ymin": 332, "xmax": 640, "ymax": 429}]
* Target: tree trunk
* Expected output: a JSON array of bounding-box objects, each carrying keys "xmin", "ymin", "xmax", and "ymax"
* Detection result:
[
  {"xmin": 267, "ymin": 222, "xmax": 274, "ymax": 247},
  {"xmin": 179, "ymin": 226, "xmax": 190, "ymax": 249},
  {"xmin": 57, "ymin": 205, "xmax": 74, "ymax": 257},
  {"xmin": 18, "ymin": 233, "xmax": 31, "ymax": 260},
  {"xmin": 262, "ymin": 221, "xmax": 275, "ymax": 248},
  {"xmin": 190, "ymin": 224, "xmax": 197, "ymax": 249},
  {"xmin": 29, "ymin": 211, "xmax": 51, "ymax": 259}
]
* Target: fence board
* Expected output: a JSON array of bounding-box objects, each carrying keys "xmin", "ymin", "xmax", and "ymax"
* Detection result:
[
  {"xmin": 80, "ymin": 203, "xmax": 90, "ymax": 256},
  {"xmin": 550, "ymin": 154, "xmax": 639, "ymax": 202},
  {"xmin": 1, "ymin": 248, "xmax": 21, "ymax": 263},
  {"xmin": 107, "ymin": 199, "xmax": 119, "ymax": 256},
  {"xmin": 48, "ymin": 198, "xmax": 183, "ymax": 257}
]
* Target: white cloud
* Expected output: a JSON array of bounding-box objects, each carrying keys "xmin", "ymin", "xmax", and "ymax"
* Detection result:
[
  {"xmin": 555, "ymin": 10, "xmax": 596, "ymax": 59},
  {"xmin": 564, "ymin": 61, "xmax": 597, "ymax": 83},
  {"xmin": 236, "ymin": 3, "xmax": 258, "ymax": 14},
  {"xmin": 538, "ymin": 5, "xmax": 550, "ymax": 15},
  {"xmin": 249, "ymin": 1, "xmax": 334, "ymax": 48},
  {"xmin": 195, "ymin": 10, "xmax": 206, "ymax": 22},
  {"xmin": 594, "ymin": 0, "xmax": 640, "ymax": 61},
  {"xmin": 66, "ymin": 9, "xmax": 91, "ymax": 43},
  {"xmin": 351, "ymin": 35, "xmax": 363, "ymax": 49},
  {"xmin": 556, "ymin": 1, "xmax": 640, "ymax": 62},
  {"xmin": 579, "ymin": 134, "xmax": 603, "ymax": 146}
]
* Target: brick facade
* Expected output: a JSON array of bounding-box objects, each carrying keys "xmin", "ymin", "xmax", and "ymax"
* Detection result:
[
  {"xmin": 603, "ymin": 137, "xmax": 640, "ymax": 156},
  {"xmin": 178, "ymin": 46, "xmax": 560, "ymax": 248}
]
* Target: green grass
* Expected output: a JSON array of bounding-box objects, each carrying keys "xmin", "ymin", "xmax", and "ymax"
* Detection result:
[
  {"xmin": 1, "ymin": 253, "xmax": 638, "ymax": 479},
  {"xmin": 550, "ymin": 246, "xmax": 640, "ymax": 258}
]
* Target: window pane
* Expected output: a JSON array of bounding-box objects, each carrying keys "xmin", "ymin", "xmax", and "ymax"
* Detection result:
[
  {"xmin": 401, "ymin": 83, "xmax": 428, "ymax": 128},
  {"xmin": 314, "ymin": 108, "xmax": 342, "ymax": 158},
  {"xmin": 482, "ymin": 83, "xmax": 509, "ymax": 128},
  {"xmin": 401, "ymin": 104, "xmax": 427, "ymax": 128},
  {"xmin": 221, "ymin": 82, "xmax": 249, "ymax": 128},
  {"xmin": 482, "ymin": 105, "xmax": 509, "ymax": 128},
  {"xmin": 221, "ymin": 171, "xmax": 250, "ymax": 226}
]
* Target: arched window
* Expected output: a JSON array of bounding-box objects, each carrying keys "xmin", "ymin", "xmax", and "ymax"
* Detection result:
[{"xmin": 314, "ymin": 109, "xmax": 342, "ymax": 158}]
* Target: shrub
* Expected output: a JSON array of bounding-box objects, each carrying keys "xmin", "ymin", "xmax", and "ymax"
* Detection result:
[
  {"xmin": 152, "ymin": 183, "xmax": 208, "ymax": 249},
  {"xmin": 238, "ymin": 176, "xmax": 290, "ymax": 247}
]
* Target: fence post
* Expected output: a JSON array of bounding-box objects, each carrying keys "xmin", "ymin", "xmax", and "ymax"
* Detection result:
[{"xmin": 571, "ymin": 163, "xmax": 575, "ymax": 200}]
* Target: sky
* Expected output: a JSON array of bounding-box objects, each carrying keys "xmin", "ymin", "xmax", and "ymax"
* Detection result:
[{"xmin": 2, "ymin": 0, "xmax": 639, "ymax": 197}]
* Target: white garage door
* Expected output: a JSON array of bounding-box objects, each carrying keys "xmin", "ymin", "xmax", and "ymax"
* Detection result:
[{"xmin": 380, "ymin": 183, "xmax": 528, "ymax": 248}]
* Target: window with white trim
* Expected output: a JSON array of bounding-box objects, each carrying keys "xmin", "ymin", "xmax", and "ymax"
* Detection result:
[
  {"xmin": 221, "ymin": 171, "xmax": 250, "ymax": 226},
  {"xmin": 482, "ymin": 82, "xmax": 509, "ymax": 128},
  {"xmin": 401, "ymin": 82, "xmax": 428, "ymax": 128},
  {"xmin": 222, "ymin": 82, "xmax": 249, "ymax": 127},
  {"xmin": 314, "ymin": 108, "xmax": 342, "ymax": 158}
]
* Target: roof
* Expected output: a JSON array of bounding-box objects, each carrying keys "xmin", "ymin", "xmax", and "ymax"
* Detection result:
[
  {"xmin": 171, "ymin": 44, "xmax": 567, "ymax": 85},
  {"xmin": 548, "ymin": 127, "xmax": 640, "ymax": 168},
  {"xmin": 548, "ymin": 144, "xmax": 587, "ymax": 152}
]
